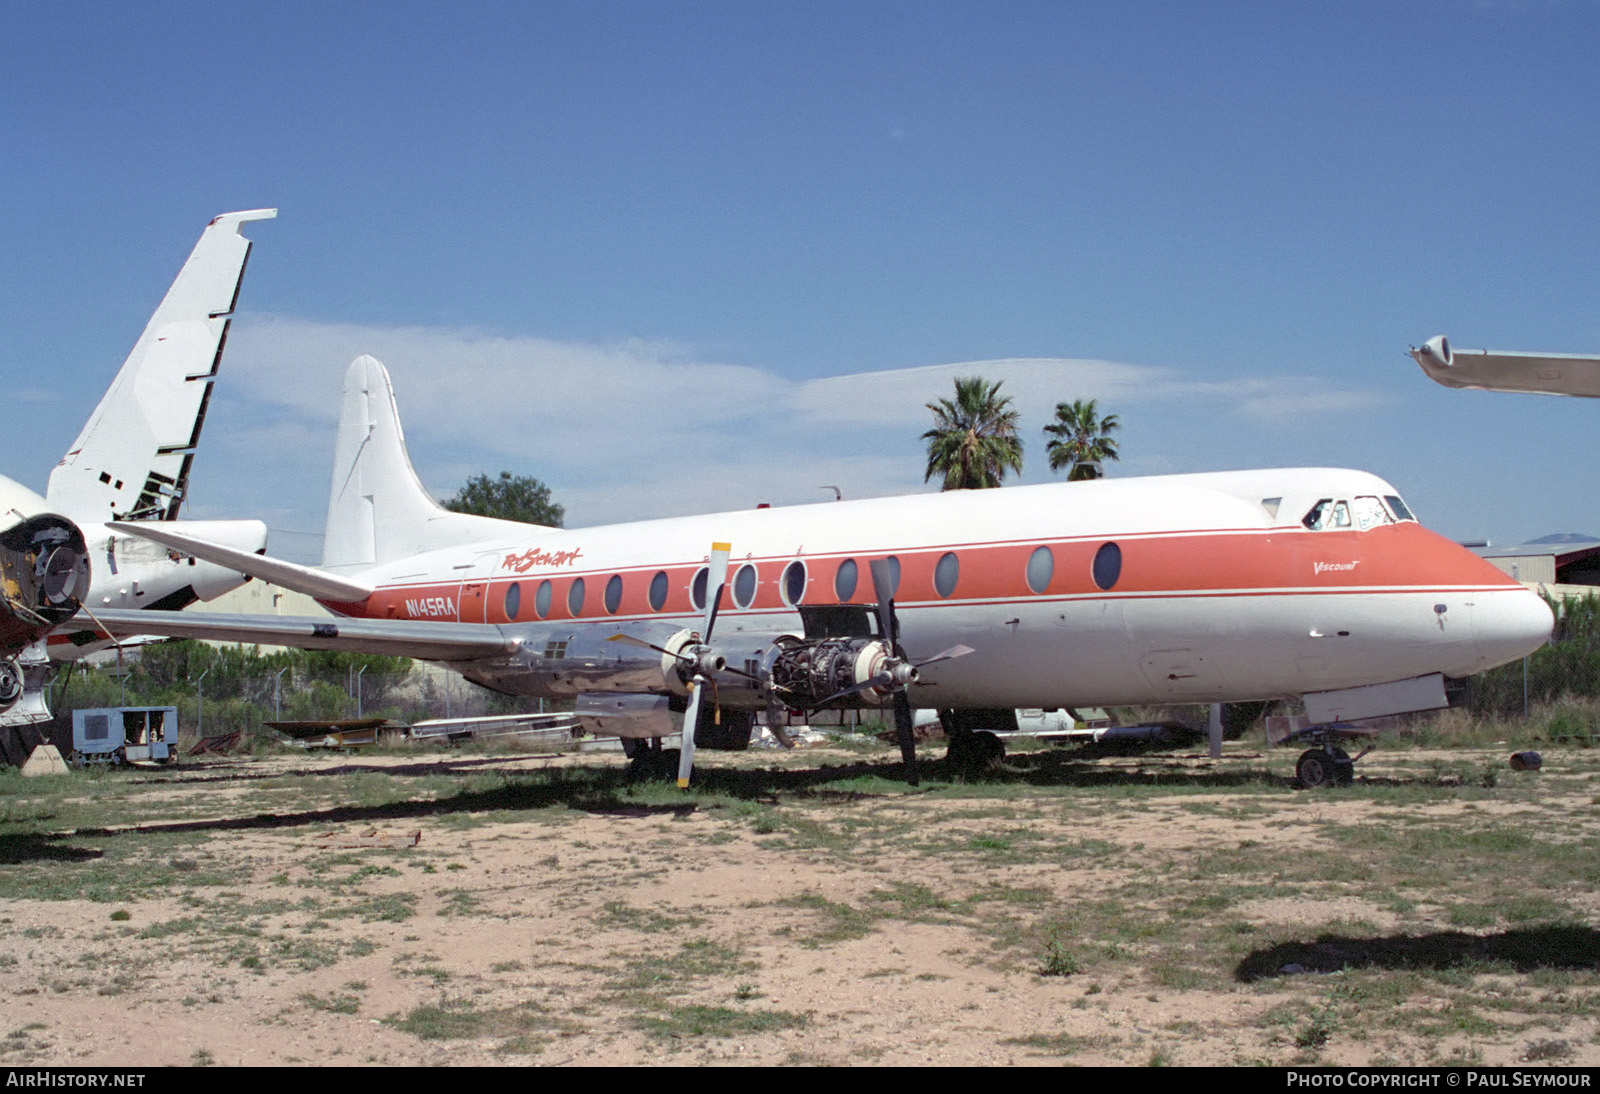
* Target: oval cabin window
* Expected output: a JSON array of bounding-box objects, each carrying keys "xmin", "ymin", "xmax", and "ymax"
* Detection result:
[
  {"xmin": 1026, "ymin": 546, "xmax": 1054, "ymax": 594},
  {"xmin": 782, "ymin": 560, "xmax": 807, "ymax": 606},
  {"xmin": 1092, "ymin": 542, "xmax": 1122, "ymax": 591},
  {"xmin": 733, "ymin": 564, "xmax": 757, "ymax": 608},
  {"xmin": 834, "ymin": 558, "xmax": 858, "ymax": 602}
]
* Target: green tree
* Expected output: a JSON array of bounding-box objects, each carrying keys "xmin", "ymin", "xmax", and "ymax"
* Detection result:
[
  {"xmin": 921, "ymin": 377, "xmax": 1024, "ymax": 490},
  {"xmin": 1043, "ymin": 398, "xmax": 1120, "ymax": 481},
  {"xmin": 443, "ymin": 471, "xmax": 564, "ymax": 527}
]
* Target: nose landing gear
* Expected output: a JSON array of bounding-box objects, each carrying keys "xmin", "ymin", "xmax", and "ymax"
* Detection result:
[{"xmin": 1295, "ymin": 743, "xmax": 1355, "ymax": 789}]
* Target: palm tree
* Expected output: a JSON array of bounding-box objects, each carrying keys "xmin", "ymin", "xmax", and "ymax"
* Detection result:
[
  {"xmin": 1044, "ymin": 399, "xmax": 1120, "ymax": 481},
  {"xmin": 922, "ymin": 377, "xmax": 1024, "ymax": 490}
]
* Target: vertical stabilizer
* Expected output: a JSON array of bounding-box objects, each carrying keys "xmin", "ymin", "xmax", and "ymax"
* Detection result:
[
  {"xmin": 323, "ymin": 356, "xmax": 539, "ymax": 573},
  {"xmin": 47, "ymin": 209, "xmax": 277, "ymax": 522}
]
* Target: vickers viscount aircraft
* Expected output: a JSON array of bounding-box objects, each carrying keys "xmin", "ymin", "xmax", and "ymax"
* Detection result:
[
  {"xmin": 0, "ymin": 210, "xmax": 275, "ymax": 719},
  {"xmin": 1411, "ymin": 335, "xmax": 1600, "ymax": 398},
  {"xmin": 81, "ymin": 355, "xmax": 1553, "ymax": 786}
]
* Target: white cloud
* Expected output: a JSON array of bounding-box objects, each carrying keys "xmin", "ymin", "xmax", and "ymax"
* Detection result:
[{"xmin": 205, "ymin": 314, "xmax": 1386, "ymax": 557}]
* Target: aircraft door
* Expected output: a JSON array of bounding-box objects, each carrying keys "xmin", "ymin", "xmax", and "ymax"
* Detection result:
[
  {"xmin": 456, "ymin": 552, "xmax": 498, "ymax": 624},
  {"xmin": 458, "ymin": 580, "xmax": 487, "ymax": 623}
]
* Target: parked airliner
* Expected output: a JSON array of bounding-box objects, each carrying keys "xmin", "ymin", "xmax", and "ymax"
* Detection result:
[{"xmin": 83, "ymin": 355, "xmax": 1553, "ymax": 784}]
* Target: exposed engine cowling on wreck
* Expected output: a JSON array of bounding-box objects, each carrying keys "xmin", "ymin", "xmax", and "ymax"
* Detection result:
[{"xmin": 0, "ymin": 480, "xmax": 90, "ymax": 711}]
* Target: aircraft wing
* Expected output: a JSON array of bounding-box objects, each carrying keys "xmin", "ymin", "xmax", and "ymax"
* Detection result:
[
  {"xmin": 1410, "ymin": 335, "xmax": 1600, "ymax": 397},
  {"xmin": 48, "ymin": 209, "xmax": 278, "ymax": 520},
  {"xmin": 106, "ymin": 520, "xmax": 374, "ymax": 603},
  {"xmin": 74, "ymin": 608, "xmax": 517, "ymax": 662}
]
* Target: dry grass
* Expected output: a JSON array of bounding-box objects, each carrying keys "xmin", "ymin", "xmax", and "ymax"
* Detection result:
[{"xmin": 1, "ymin": 731, "xmax": 1598, "ymax": 1065}]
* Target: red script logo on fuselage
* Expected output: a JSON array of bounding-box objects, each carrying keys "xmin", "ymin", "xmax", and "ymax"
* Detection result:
[{"xmin": 502, "ymin": 547, "xmax": 584, "ymax": 573}]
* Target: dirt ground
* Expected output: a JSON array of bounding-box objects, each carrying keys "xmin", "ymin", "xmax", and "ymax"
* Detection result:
[{"xmin": 2, "ymin": 740, "xmax": 1598, "ymax": 1067}]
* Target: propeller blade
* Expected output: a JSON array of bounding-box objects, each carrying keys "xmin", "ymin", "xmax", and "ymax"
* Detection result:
[
  {"xmin": 817, "ymin": 672, "xmax": 893, "ymax": 707},
  {"xmin": 701, "ymin": 543, "xmax": 731, "ymax": 641},
  {"xmin": 893, "ymin": 691, "xmax": 918, "ymax": 787},
  {"xmin": 758, "ymin": 664, "xmax": 795, "ymax": 748},
  {"xmin": 678, "ymin": 676, "xmax": 704, "ymax": 788},
  {"xmin": 606, "ymin": 633, "xmax": 671, "ymax": 654},
  {"xmin": 766, "ymin": 707, "xmax": 794, "ymax": 748},
  {"xmin": 868, "ymin": 558, "xmax": 897, "ymax": 649},
  {"xmin": 914, "ymin": 644, "xmax": 974, "ymax": 668},
  {"xmin": 867, "ymin": 557, "xmax": 920, "ymax": 784}
]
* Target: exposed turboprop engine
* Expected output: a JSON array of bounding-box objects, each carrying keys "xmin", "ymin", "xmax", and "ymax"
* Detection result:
[
  {"xmin": 1418, "ymin": 334, "xmax": 1453, "ymax": 368},
  {"xmin": 764, "ymin": 635, "xmax": 905, "ymax": 709}
]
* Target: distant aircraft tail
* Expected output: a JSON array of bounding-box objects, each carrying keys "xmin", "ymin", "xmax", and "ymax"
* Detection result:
[
  {"xmin": 47, "ymin": 209, "xmax": 278, "ymax": 521},
  {"xmin": 322, "ymin": 355, "xmax": 539, "ymax": 573}
]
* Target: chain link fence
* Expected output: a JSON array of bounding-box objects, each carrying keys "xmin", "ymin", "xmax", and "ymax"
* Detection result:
[{"xmin": 47, "ymin": 642, "xmax": 554, "ymax": 745}]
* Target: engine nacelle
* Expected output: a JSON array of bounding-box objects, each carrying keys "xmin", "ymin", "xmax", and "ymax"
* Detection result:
[
  {"xmin": 461, "ymin": 621, "xmax": 726, "ymax": 700},
  {"xmin": 1419, "ymin": 334, "xmax": 1453, "ymax": 368},
  {"xmin": 0, "ymin": 478, "xmax": 89, "ymax": 656}
]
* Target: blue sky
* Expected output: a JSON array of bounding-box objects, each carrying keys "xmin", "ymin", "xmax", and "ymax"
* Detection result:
[{"xmin": 3, "ymin": 1, "xmax": 1598, "ymax": 561}]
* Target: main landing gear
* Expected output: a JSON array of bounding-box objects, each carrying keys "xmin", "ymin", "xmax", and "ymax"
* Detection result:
[{"xmin": 940, "ymin": 709, "xmax": 1014, "ymax": 774}]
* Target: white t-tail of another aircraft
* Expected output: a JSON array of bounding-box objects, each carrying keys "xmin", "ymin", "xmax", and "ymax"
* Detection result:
[{"xmin": 0, "ymin": 211, "xmax": 276, "ymax": 725}]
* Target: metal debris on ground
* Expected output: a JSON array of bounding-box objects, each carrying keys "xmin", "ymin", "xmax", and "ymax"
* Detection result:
[{"xmin": 312, "ymin": 827, "xmax": 421, "ymax": 849}]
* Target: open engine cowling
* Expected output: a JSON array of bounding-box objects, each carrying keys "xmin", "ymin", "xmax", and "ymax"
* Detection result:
[
  {"xmin": 764, "ymin": 634, "xmax": 899, "ymax": 709},
  {"xmin": 0, "ymin": 479, "xmax": 89, "ymax": 657}
]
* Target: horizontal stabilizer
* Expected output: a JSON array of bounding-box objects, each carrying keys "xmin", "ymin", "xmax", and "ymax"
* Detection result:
[
  {"xmin": 107, "ymin": 521, "xmax": 374, "ymax": 603},
  {"xmin": 74, "ymin": 608, "xmax": 517, "ymax": 661}
]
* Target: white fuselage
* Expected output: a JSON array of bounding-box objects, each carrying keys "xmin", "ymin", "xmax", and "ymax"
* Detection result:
[{"xmin": 319, "ymin": 468, "xmax": 1553, "ymax": 710}]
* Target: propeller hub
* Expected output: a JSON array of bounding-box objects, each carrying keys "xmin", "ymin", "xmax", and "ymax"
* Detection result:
[
  {"xmin": 888, "ymin": 660, "xmax": 919, "ymax": 688},
  {"xmin": 691, "ymin": 647, "xmax": 727, "ymax": 677}
]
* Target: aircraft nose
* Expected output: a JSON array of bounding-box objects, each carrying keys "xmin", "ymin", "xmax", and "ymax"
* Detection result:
[{"xmin": 1475, "ymin": 587, "xmax": 1554, "ymax": 670}]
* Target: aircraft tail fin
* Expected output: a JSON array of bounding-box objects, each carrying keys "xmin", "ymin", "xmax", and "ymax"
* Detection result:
[
  {"xmin": 323, "ymin": 356, "xmax": 539, "ymax": 572},
  {"xmin": 47, "ymin": 209, "xmax": 277, "ymax": 522}
]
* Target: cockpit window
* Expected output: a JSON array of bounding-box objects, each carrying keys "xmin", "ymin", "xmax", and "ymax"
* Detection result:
[
  {"xmin": 1299, "ymin": 499, "xmax": 1350, "ymax": 531},
  {"xmin": 1384, "ymin": 495, "xmax": 1417, "ymax": 523},
  {"xmin": 1306, "ymin": 494, "xmax": 1416, "ymax": 531},
  {"xmin": 1303, "ymin": 499, "xmax": 1352, "ymax": 531},
  {"xmin": 1351, "ymin": 496, "xmax": 1392, "ymax": 531}
]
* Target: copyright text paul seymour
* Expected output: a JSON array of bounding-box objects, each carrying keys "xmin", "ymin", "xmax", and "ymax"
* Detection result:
[{"xmin": 1287, "ymin": 1074, "xmax": 1592, "ymax": 1088}]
